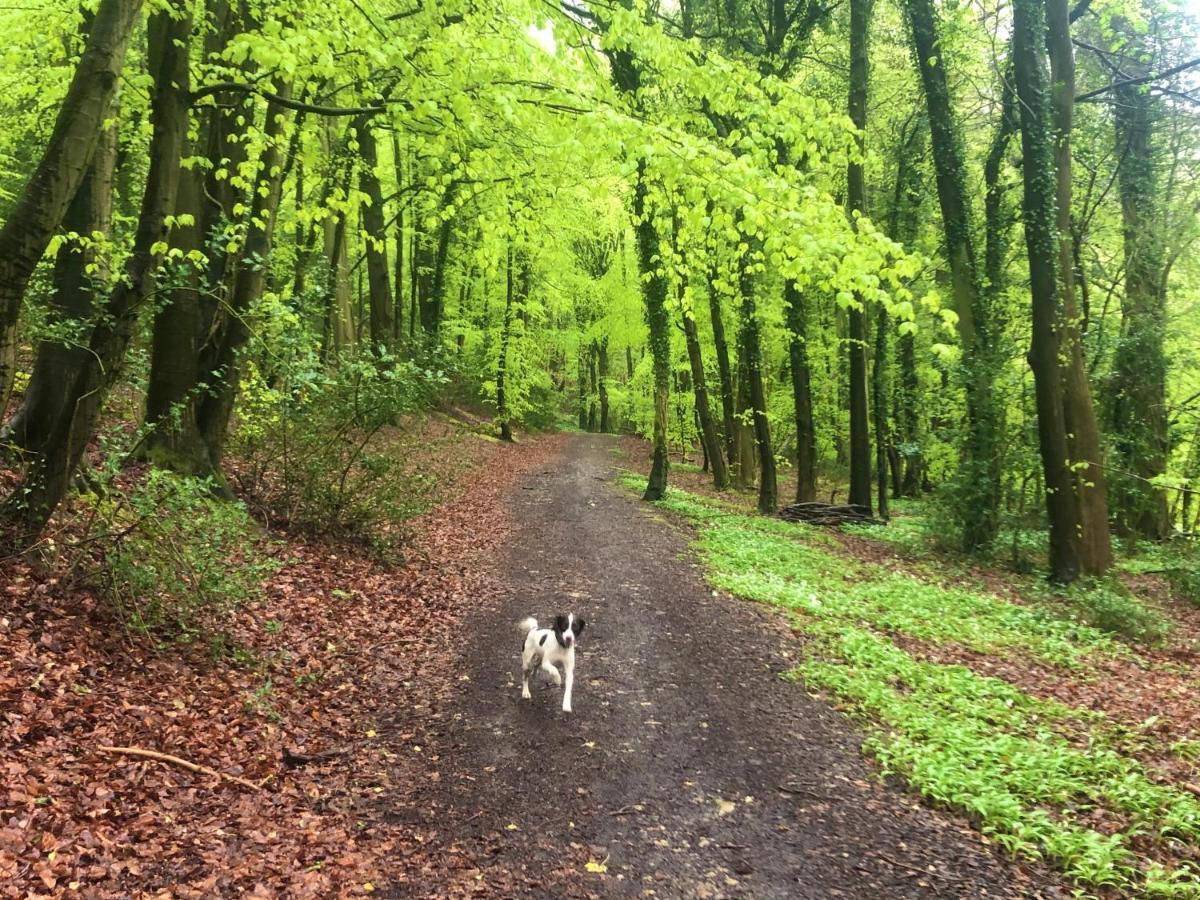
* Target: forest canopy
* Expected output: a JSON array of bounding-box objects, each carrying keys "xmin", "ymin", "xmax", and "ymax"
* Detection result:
[{"xmin": 0, "ymin": 0, "xmax": 1198, "ymax": 583}]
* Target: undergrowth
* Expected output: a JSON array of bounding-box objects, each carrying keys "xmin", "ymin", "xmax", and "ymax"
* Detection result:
[
  {"xmin": 842, "ymin": 498, "xmax": 1174, "ymax": 645},
  {"xmin": 626, "ymin": 477, "xmax": 1200, "ymax": 896},
  {"xmin": 73, "ymin": 468, "xmax": 278, "ymax": 643}
]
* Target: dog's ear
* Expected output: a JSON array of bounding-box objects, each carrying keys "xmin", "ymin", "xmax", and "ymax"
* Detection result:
[
  {"xmin": 554, "ymin": 614, "xmax": 569, "ymax": 632},
  {"xmin": 574, "ymin": 617, "xmax": 586, "ymax": 635}
]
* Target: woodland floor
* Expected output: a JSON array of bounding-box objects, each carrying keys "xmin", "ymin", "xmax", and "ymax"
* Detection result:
[
  {"xmin": 381, "ymin": 433, "xmax": 1069, "ymax": 898},
  {"xmin": 4, "ymin": 429, "xmax": 1081, "ymax": 897}
]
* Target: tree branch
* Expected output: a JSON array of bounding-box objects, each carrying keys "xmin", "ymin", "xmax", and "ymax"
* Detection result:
[
  {"xmin": 1068, "ymin": 0, "xmax": 1092, "ymax": 23},
  {"xmin": 98, "ymin": 746, "xmax": 265, "ymax": 792},
  {"xmin": 1076, "ymin": 55, "xmax": 1200, "ymax": 103},
  {"xmin": 190, "ymin": 81, "xmax": 400, "ymax": 117}
]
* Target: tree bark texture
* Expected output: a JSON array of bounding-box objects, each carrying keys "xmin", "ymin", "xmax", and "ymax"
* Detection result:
[{"xmin": 0, "ymin": 0, "xmax": 141, "ymax": 418}]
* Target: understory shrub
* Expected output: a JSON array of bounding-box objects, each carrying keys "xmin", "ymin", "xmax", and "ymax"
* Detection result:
[
  {"xmin": 77, "ymin": 469, "xmax": 275, "ymax": 641},
  {"xmin": 1040, "ymin": 578, "xmax": 1170, "ymax": 644},
  {"xmin": 233, "ymin": 349, "xmax": 444, "ymax": 546},
  {"xmin": 1165, "ymin": 566, "xmax": 1200, "ymax": 608}
]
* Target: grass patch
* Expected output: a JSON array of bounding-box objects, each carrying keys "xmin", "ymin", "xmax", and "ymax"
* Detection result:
[{"xmin": 627, "ymin": 482, "xmax": 1200, "ymax": 896}]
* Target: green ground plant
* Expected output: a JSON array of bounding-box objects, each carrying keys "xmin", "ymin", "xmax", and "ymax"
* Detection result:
[
  {"xmin": 77, "ymin": 468, "xmax": 278, "ymax": 642},
  {"xmin": 630, "ymin": 479, "xmax": 1200, "ymax": 895}
]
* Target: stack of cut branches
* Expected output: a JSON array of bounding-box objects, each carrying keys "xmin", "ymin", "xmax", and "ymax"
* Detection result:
[{"xmin": 778, "ymin": 502, "xmax": 885, "ymax": 527}]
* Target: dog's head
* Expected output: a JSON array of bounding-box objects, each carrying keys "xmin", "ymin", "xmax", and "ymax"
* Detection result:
[{"xmin": 554, "ymin": 613, "xmax": 585, "ymax": 649}]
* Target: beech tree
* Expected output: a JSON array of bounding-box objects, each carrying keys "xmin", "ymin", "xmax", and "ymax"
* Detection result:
[{"xmin": 0, "ymin": 0, "xmax": 1195, "ymax": 582}]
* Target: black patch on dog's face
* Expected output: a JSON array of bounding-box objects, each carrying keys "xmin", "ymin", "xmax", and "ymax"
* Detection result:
[{"xmin": 553, "ymin": 613, "xmax": 585, "ymax": 648}]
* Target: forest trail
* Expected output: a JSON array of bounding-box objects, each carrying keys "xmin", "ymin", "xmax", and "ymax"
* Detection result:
[{"xmin": 383, "ymin": 434, "xmax": 1063, "ymax": 899}]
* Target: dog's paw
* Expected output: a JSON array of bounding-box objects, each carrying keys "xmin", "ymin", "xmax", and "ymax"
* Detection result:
[
  {"xmin": 548, "ymin": 670, "xmax": 562, "ymax": 686},
  {"xmin": 521, "ymin": 688, "xmax": 531, "ymax": 700},
  {"xmin": 562, "ymin": 703, "xmax": 572, "ymax": 713}
]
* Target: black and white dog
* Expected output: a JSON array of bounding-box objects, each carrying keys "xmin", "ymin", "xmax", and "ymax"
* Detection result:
[{"xmin": 519, "ymin": 614, "xmax": 585, "ymax": 713}]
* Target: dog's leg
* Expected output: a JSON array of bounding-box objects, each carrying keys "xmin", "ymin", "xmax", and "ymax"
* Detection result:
[
  {"xmin": 561, "ymin": 653, "xmax": 575, "ymax": 713},
  {"xmin": 541, "ymin": 657, "xmax": 562, "ymax": 686},
  {"xmin": 521, "ymin": 651, "xmax": 534, "ymax": 700}
]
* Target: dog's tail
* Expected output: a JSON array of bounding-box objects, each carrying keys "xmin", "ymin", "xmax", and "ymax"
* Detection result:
[{"xmin": 518, "ymin": 616, "xmax": 539, "ymax": 637}]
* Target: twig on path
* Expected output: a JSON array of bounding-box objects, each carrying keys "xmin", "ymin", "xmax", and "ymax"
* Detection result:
[
  {"xmin": 875, "ymin": 853, "xmax": 953, "ymax": 880},
  {"xmin": 97, "ymin": 746, "xmax": 265, "ymax": 792},
  {"xmin": 608, "ymin": 804, "xmax": 644, "ymax": 816},
  {"xmin": 776, "ymin": 784, "xmax": 838, "ymax": 802},
  {"xmin": 369, "ymin": 635, "xmax": 426, "ymax": 652}
]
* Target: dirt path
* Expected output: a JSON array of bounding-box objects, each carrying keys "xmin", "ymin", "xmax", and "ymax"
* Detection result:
[{"xmin": 382, "ymin": 435, "xmax": 1064, "ymax": 898}]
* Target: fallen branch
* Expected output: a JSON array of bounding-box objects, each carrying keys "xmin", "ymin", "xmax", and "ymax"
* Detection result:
[
  {"xmin": 875, "ymin": 852, "xmax": 951, "ymax": 880},
  {"xmin": 778, "ymin": 502, "xmax": 885, "ymax": 527},
  {"xmin": 368, "ymin": 635, "xmax": 426, "ymax": 652},
  {"xmin": 776, "ymin": 784, "xmax": 838, "ymax": 801},
  {"xmin": 97, "ymin": 746, "xmax": 265, "ymax": 792}
]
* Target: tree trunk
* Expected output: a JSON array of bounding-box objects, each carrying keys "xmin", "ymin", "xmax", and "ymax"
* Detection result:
[
  {"xmin": 682, "ymin": 303, "xmax": 729, "ymax": 490},
  {"xmin": 740, "ymin": 275, "xmax": 777, "ymax": 513},
  {"xmin": 497, "ymin": 242, "xmax": 515, "ymax": 442},
  {"xmin": 408, "ymin": 228, "xmax": 418, "ymax": 338},
  {"xmin": 196, "ymin": 87, "xmax": 293, "ymax": 472},
  {"xmin": 632, "ymin": 171, "xmax": 671, "ymax": 500},
  {"xmin": 734, "ymin": 341, "xmax": 757, "ymax": 490},
  {"xmin": 1047, "ymin": 0, "xmax": 1113, "ymax": 573},
  {"xmin": 873, "ymin": 306, "xmax": 890, "ymax": 520},
  {"xmin": 1012, "ymin": 0, "xmax": 1083, "ymax": 582},
  {"xmin": 984, "ymin": 70, "xmax": 1018, "ymax": 300},
  {"xmin": 784, "ymin": 283, "xmax": 818, "ymax": 503},
  {"xmin": 886, "ymin": 117, "xmax": 926, "ymax": 501},
  {"xmin": 587, "ymin": 343, "xmax": 598, "ymax": 432},
  {"xmin": 0, "ymin": 0, "xmax": 141, "ymax": 418},
  {"xmin": 578, "ymin": 349, "xmax": 589, "ymax": 430},
  {"xmin": 708, "ymin": 281, "xmax": 737, "ymax": 471},
  {"xmin": 391, "ymin": 133, "xmax": 406, "ymax": 344},
  {"xmin": 319, "ymin": 175, "xmax": 351, "ymax": 364},
  {"xmin": 2, "ymin": 114, "xmax": 118, "ymax": 453},
  {"xmin": 3, "ymin": 2, "xmax": 189, "ymax": 538},
  {"xmin": 887, "ymin": 443, "xmax": 903, "ymax": 498},
  {"xmin": 358, "ymin": 119, "xmax": 394, "ymax": 352},
  {"xmin": 419, "ymin": 211, "xmax": 452, "ymax": 334},
  {"xmin": 898, "ymin": 329, "xmax": 922, "ymax": 496},
  {"xmin": 141, "ymin": 141, "xmax": 211, "ymax": 475},
  {"xmin": 598, "ymin": 338, "xmax": 611, "ymax": 433},
  {"xmin": 143, "ymin": 83, "xmax": 248, "ymax": 473},
  {"xmin": 902, "ymin": 0, "xmax": 1002, "ymax": 550},
  {"xmin": 846, "ymin": 0, "xmax": 873, "ymax": 514},
  {"xmin": 1108, "ymin": 54, "xmax": 1170, "ymax": 540}
]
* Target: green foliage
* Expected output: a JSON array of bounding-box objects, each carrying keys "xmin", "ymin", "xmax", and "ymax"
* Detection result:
[
  {"xmin": 1165, "ymin": 567, "xmax": 1200, "ymax": 608},
  {"xmin": 1120, "ymin": 542, "xmax": 1200, "ymax": 609},
  {"xmin": 1031, "ymin": 578, "xmax": 1171, "ymax": 644},
  {"xmin": 798, "ymin": 630, "xmax": 1200, "ymax": 891},
  {"xmin": 233, "ymin": 350, "xmax": 443, "ymax": 548},
  {"xmin": 79, "ymin": 469, "xmax": 276, "ymax": 641},
  {"xmin": 636, "ymin": 481, "xmax": 1200, "ymax": 894}
]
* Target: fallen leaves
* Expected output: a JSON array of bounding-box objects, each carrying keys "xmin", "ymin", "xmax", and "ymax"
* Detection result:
[{"xmin": 0, "ymin": 423, "xmax": 570, "ymax": 897}]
